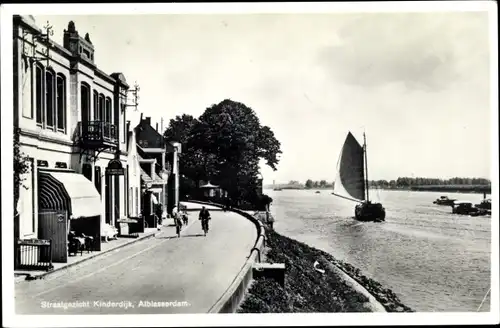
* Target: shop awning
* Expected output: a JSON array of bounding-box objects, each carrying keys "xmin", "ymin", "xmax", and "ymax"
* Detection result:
[
  {"xmin": 39, "ymin": 171, "xmax": 102, "ymax": 219},
  {"xmin": 140, "ymin": 168, "xmax": 167, "ymax": 185}
]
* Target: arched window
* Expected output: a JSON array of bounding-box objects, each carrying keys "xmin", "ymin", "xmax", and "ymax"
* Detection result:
[
  {"xmin": 105, "ymin": 97, "xmax": 112, "ymax": 124},
  {"xmin": 56, "ymin": 73, "xmax": 66, "ymax": 131},
  {"xmin": 35, "ymin": 64, "xmax": 44, "ymax": 125},
  {"xmin": 93, "ymin": 91, "xmax": 99, "ymax": 121},
  {"xmin": 99, "ymin": 94, "xmax": 105, "ymax": 123},
  {"xmin": 45, "ymin": 68, "xmax": 55, "ymax": 128},
  {"xmin": 80, "ymin": 82, "xmax": 91, "ymax": 122}
]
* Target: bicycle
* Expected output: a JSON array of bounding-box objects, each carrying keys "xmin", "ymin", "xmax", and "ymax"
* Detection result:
[
  {"xmin": 175, "ymin": 217, "xmax": 183, "ymax": 238},
  {"xmin": 201, "ymin": 218, "xmax": 210, "ymax": 236}
]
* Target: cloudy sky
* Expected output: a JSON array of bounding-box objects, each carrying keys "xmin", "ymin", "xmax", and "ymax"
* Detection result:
[{"xmin": 35, "ymin": 8, "xmax": 494, "ymax": 184}]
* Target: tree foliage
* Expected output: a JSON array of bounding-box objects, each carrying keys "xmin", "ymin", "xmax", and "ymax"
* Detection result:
[
  {"xmin": 164, "ymin": 99, "xmax": 282, "ymax": 204},
  {"xmin": 369, "ymin": 177, "xmax": 491, "ymax": 188}
]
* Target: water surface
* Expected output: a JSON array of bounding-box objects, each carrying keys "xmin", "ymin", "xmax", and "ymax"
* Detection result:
[{"xmin": 269, "ymin": 189, "xmax": 491, "ymax": 312}]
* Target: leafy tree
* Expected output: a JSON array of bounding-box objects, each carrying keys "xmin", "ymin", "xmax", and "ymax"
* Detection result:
[
  {"xmin": 319, "ymin": 180, "xmax": 327, "ymax": 188},
  {"xmin": 305, "ymin": 179, "xmax": 313, "ymax": 189},
  {"xmin": 163, "ymin": 99, "xmax": 282, "ymax": 204}
]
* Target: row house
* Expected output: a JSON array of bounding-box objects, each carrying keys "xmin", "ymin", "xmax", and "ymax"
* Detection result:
[
  {"xmin": 135, "ymin": 116, "xmax": 180, "ymax": 227},
  {"xmin": 13, "ymin": 15, "xmax": 134, "ymax": 262}
]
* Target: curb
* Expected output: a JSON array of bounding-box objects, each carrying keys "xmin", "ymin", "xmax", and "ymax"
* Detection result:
[
  {"xmin": 318, "ymin": 256, "xmax": 387, "ymax": 312},
  {"xmin": 21, "ymin": 231, "xmax": 157, "ymax": 281}
]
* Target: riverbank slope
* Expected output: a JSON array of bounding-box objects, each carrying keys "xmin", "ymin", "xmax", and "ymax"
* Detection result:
[{"xmin": 237, "ymin": 228, "xmax": 413, "ymax": 313}]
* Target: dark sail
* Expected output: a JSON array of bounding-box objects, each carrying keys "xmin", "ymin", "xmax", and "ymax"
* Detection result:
[{"xmin": 333, "ymin": 132, "xmax": 366, "ymax": 201}]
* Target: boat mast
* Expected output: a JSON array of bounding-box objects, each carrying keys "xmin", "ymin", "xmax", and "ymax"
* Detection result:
[{"xmin": 364, "ymin": 132, "xmax": 370, "ymax": 202}]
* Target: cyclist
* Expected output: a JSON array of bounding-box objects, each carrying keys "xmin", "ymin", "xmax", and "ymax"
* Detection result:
[
  {"xmin": 173, "ymin": 207, "xmax": 183, "ymax": 237},
  {"xmin": 199, "ymin": 206, "xmax": 211, "ymax": 236}
]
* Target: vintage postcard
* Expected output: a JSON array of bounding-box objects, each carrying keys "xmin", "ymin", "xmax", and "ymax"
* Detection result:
[{"xmin": 1, "ymin": 1, "xmax": 498, "ymax": 327}]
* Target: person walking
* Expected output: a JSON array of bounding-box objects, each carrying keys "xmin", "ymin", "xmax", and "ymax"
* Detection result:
[
  {"xmin": 173, "ymin": 206, "xmax": 183, "ymax": 237},
  {"xmin": 199, "ymin": 206, "xmax": 211, "ymax": 236},
  {"xmin": 224, "ymin": 197, "xmax": 231, "ymax": 212},
  {"xmin": 182, "ymin": 210, "xmax": 189, "ymax": 225},
  {"xmin": 155, "ymin": 203, "xmax": 163, "ymax": 230}
]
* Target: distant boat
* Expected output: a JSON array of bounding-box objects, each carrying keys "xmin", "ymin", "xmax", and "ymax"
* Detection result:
[
  {"xmin": 332, "ymin": 132, "xmax": 386, "ymax": 222},
  {"xmin": 452, "ymin": 201, "xmax": 489, "ymax": 216},
  {"xmin": 315, "ymin": 191, "xmax": 320, "ymax": 194},
  {"xmin": 433, "ymin": 196, "xmax": 457, "ymax": 206},
  {"xmin": 475, "ymin": 198, "xmax": 491, "ymax": 210},
  {"xmin": 273, "ymin": 188, "xmax": 283, "ymax": 191}
]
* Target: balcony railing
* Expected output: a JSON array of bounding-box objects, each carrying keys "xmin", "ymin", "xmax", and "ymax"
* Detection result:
[{"xmin": 79, "ymin": 121, "xmax": 118, "ymax": 147}]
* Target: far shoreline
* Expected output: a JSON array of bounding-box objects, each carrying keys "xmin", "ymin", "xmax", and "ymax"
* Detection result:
[{"xmin": 266, "ymin": 185, "xmax": 491, "ymax": 195}]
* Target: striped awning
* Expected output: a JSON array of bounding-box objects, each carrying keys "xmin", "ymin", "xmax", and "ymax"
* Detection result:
[{"xmin": 39, "ymin": 171, "xmax": 101, "ymax": 219}]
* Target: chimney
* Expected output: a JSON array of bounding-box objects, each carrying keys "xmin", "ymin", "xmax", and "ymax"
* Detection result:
[
  {"xmin": 140, "ymin": 112, "xmax": 143, "ymax": 122},
  {"xmin": 156, "ymin": 122, "xmax": 158, "ymax": 132},
  {"xmin": 145, "ymin": 117, "xmax": 151, "ymax": 125}
]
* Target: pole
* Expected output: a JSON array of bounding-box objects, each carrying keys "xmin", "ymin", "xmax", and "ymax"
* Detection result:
[{"xmin": 364, "ymin": 132, "xmax": 370, "ymax": 203}]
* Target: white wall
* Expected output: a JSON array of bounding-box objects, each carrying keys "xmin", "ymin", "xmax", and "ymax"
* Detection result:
[{"xmin": 127, "ymin": 128, "xmax": 141, "ymax": 217}]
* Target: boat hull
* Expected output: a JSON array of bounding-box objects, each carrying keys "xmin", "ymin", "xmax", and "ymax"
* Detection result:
[
  {"xmin": 355, "ymin": 202, "xmax": 386, "ymax": 222},
  {"xmin": 475, "ymin": 202, "xmax": 491, "ymax": 210},
  {"xmin": 433, "ymin": 199, "xmax": 456, "ymax": 206}
]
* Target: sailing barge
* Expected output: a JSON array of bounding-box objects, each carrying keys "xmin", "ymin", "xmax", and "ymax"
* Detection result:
[{"xmin": 332, "ymin": 132, "xmax": 386, "ymax": 222}]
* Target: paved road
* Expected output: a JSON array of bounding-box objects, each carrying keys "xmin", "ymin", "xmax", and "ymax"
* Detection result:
[{"xmin": 15, "ymin": 203, "xmax": 257, "ymax": 314}]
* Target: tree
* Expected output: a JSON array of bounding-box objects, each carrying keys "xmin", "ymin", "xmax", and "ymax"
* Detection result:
[
  {"xmin": 163, "ymin": 99, "xmax": 282, "ymax": 204},
  {"xmin": 319, "ymin": 180, "xmax": 327, "ymax": 188},
  {"xmin": 14, "ymin": 127, "xmax": 30, "ymax": 216},
  {"xmin": 305, "ymin": 179, "xmax": 313, "ymax": 189}
]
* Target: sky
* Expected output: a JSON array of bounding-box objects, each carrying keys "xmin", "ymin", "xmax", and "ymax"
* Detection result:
[{"xmin": 34, "ymin": 9, "xmax": 494, "ymax": 184}]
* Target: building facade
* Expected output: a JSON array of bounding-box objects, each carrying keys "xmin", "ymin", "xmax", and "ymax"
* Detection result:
[
  {"xmin": 127, "ymin": 123, "xmax": 142, "ymax": 217},
  {"xmin": 13, "ymin": 15, "xmax": 131, "ymax": 243},
  {"xmin": 135, "ymin": 116, "xmax": 170, "ymax": 227}
]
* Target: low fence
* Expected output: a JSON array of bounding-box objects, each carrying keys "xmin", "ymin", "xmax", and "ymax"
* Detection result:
[
  {"xmin": 185, "ymin": 200, "xmax": 266, "ymax": 313},
  {"xmin": 15, "ymin": 239, "xmax": 54, "ymax": 271}
]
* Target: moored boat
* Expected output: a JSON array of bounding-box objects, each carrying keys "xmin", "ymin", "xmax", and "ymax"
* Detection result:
[
  {"xmin": 475, "ymin": 198, "xmax": 491, "ymax": 210},
  {"xmin": 433, "ymin": 196, "xmax": 457, "ymax": 206},
  {"xmin": 332, "ymin": 131, "xmax": 385, "ymax": 222},
  {"xmin": 452, "ymin": 201, "xmax": 489, "ymax": 216}
]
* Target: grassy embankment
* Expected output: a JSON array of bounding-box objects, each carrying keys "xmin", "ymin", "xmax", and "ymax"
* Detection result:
[{"xmin": 238, "ymin": 226, "xmax": 414, "ymax": 313}]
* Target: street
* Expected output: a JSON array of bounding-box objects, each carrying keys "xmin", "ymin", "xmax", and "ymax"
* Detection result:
[{"xmin": 15, "ymin": 204, "xmax": 257, "ymax": 314}]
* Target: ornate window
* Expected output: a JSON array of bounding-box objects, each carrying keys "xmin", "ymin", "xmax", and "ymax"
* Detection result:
[
  {"xmin": 81, "ymin": 82, "xmax": 91, "ymax": 122},
  {"xmin": 35, "ymin": 64, "xmax": 44, "ymax": 125},
  {"xmin": 45, "ymin": 69, "xmax": 55, "ymax": 128},
  {"xmin": 99, "ymin": 94, "xmax": 105, "ymax": 122},
  {"xmin": 56, "ymin": 74, "xmax": 66, "ymax": 131},
  {"xmin": 93, "ymin": 91, "xmax": 99, "ymax": 121},
  {"xmin": 105, "ymin": 97, "xmax": 112, "ymax": 124}
]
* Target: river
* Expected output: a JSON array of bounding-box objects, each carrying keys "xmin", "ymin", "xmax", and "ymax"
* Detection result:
[{"xmin": 267, "ymin": 188, "xmax": 491, "ymax": 312}]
